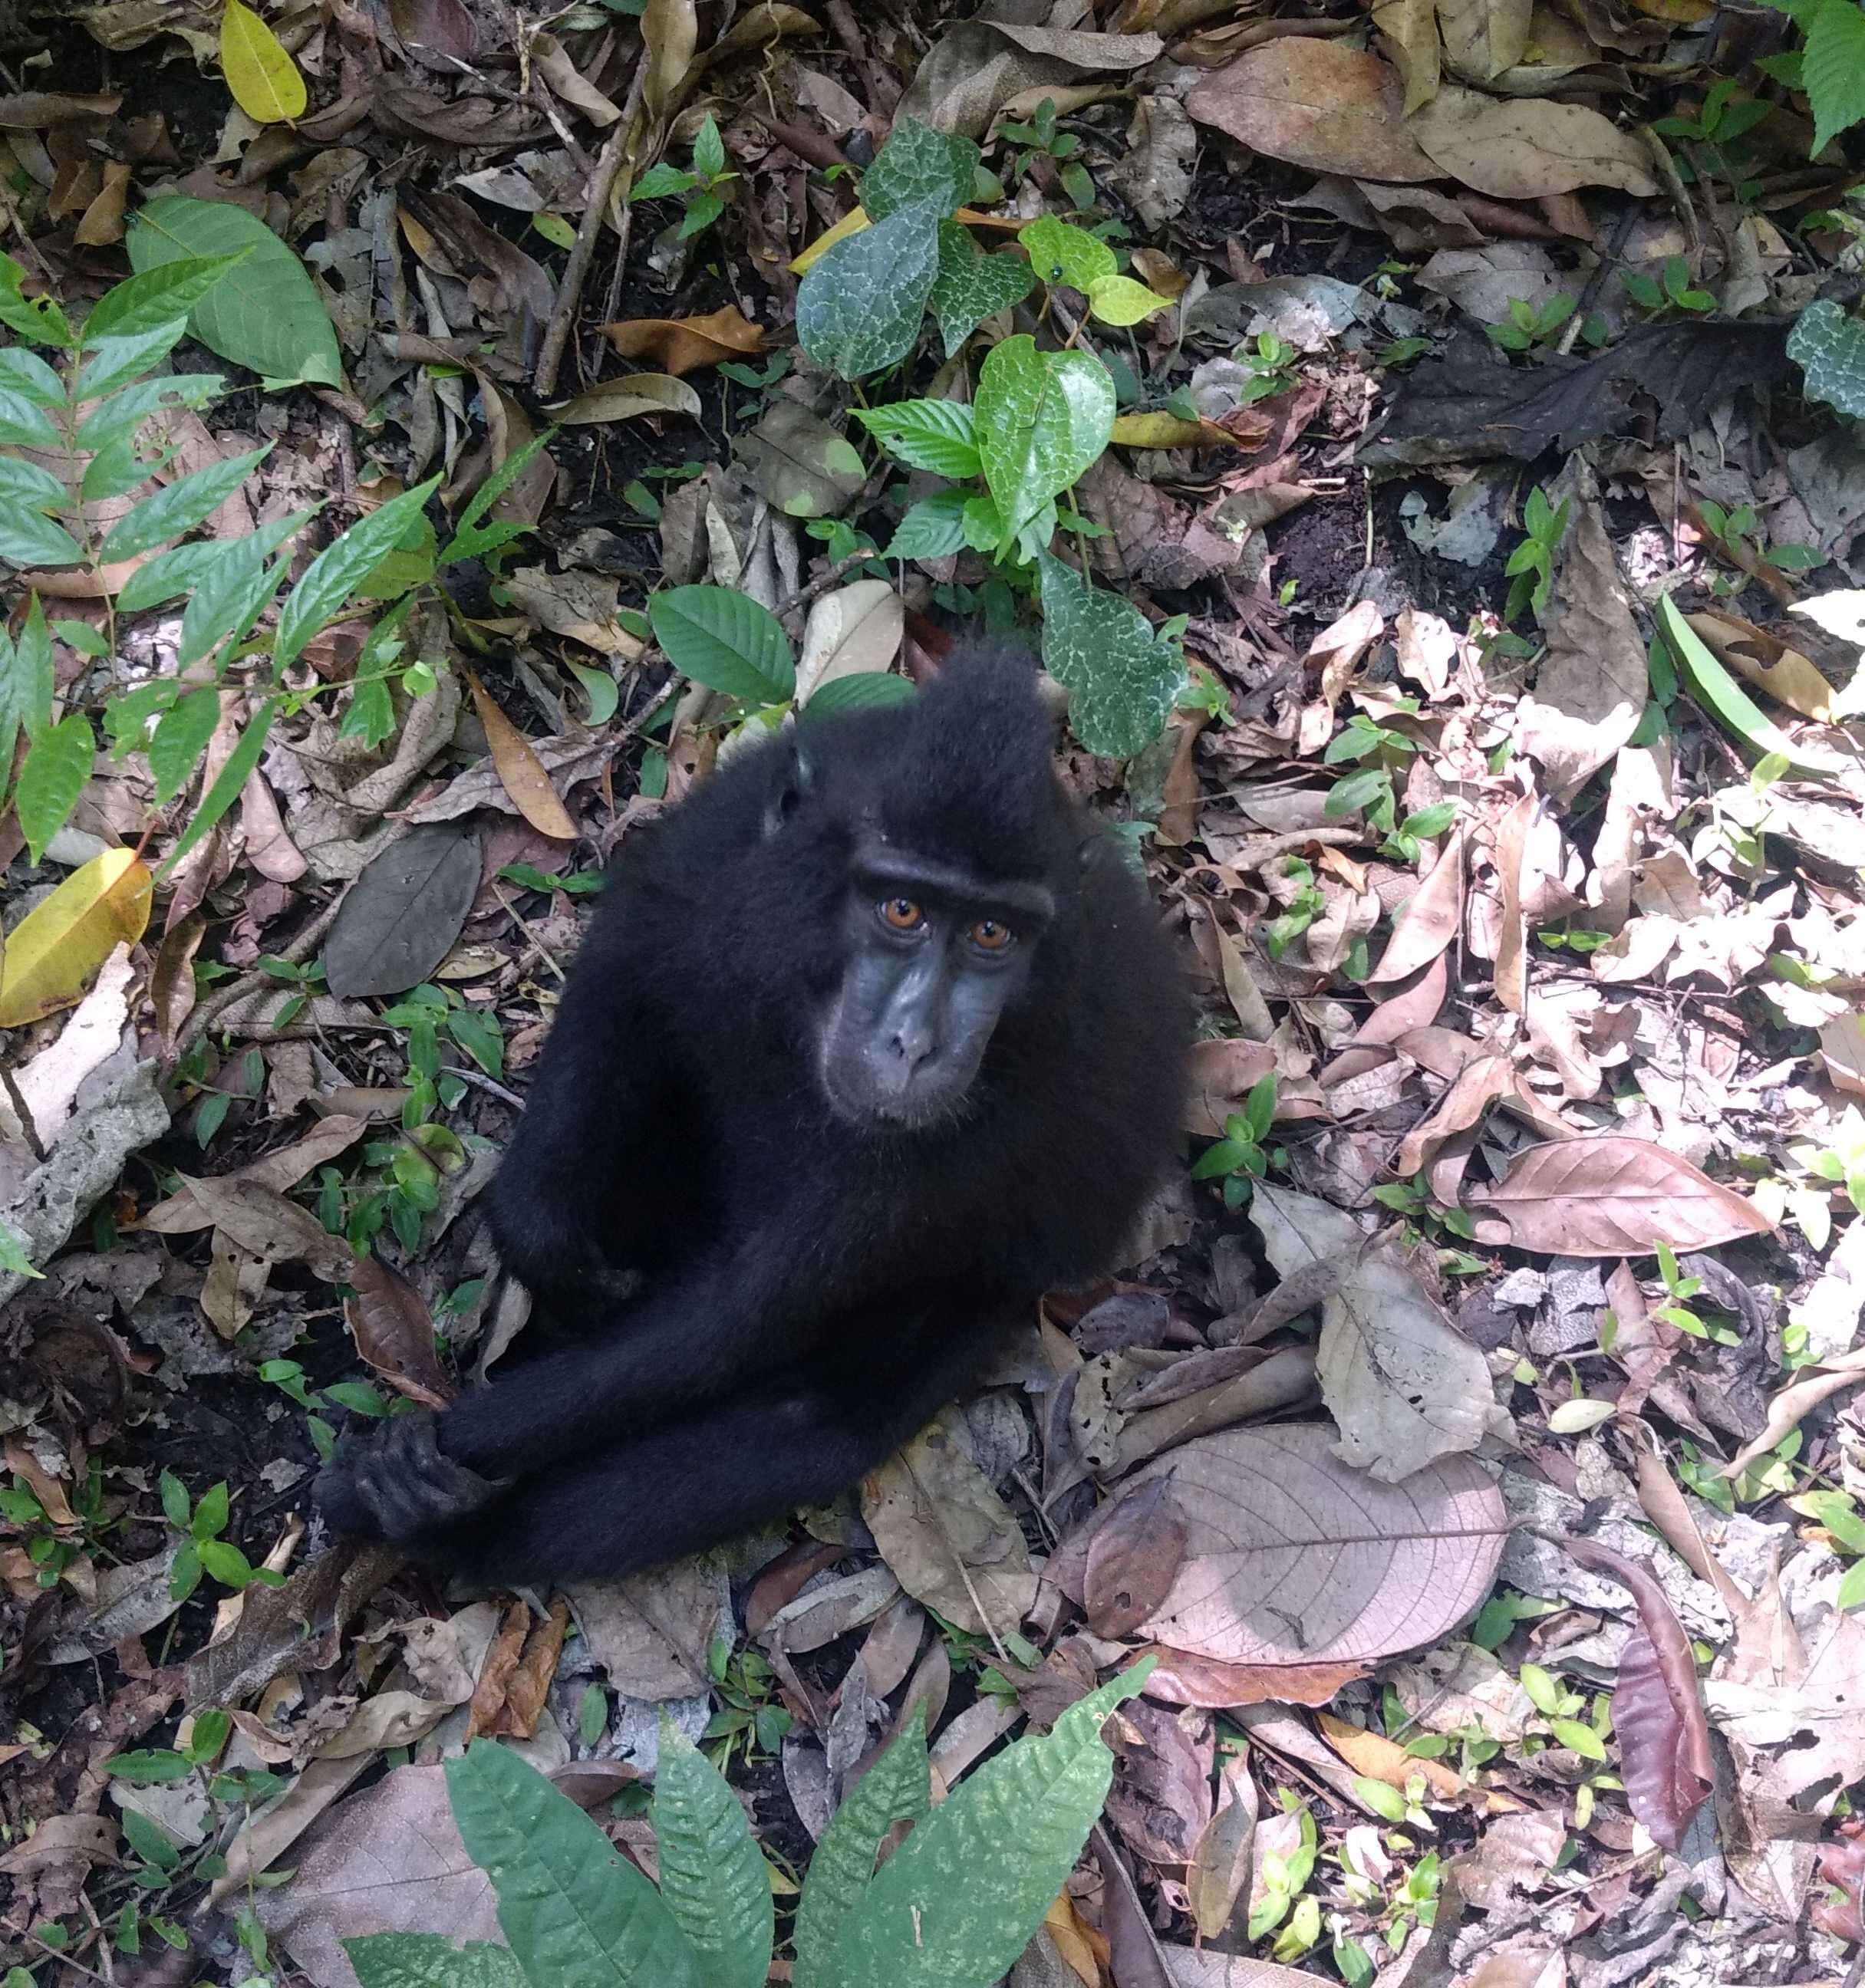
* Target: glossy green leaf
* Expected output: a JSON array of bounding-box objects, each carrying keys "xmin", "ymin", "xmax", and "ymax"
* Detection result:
[
  {"xmin": 98, "ymin": 444, "xmax": 271, "ymax": 563},
  {"xmin": 796, "ymin": 197, "xmax": 942, "ymax": 380},
  {"xmin": 0, "ymin": 249, "xmax": 73, "ymax": 346},
  {"xmin": 157, "ymin": 697, "xmax": 277, "ymax": 880},
  {"xmin": 85, "ymin": 255, "xmax": 246, "ymax": 342},
  {"xmin": 1037, "ymin": 552, "xmax": 1183, "ymax": 759},
  {"xmin": 928, "ymin": 222, "xmax": 1034, "ymax": 356},
  {"xmin": 802, "ymin": 672, "xmax": 918, "ymax": 716},
  {"xmin": 149, "ymin": 689, "xmax": 222, "ymax": 805},
  {"xmin": 1788, "ymin": 297, "xmax": 1865, "ymax": 419},
  {"xmin": 75, "ymin": 321, "xmax": 190, "ymax": 400},
  {"xmin": 1020, "ymin": 216, "xmax": 1116, "ymax": 292},
  {"xmin": 974, "ymin": 337, "xmax": 1115, "ymax": 547},
  {"xmin": 862, "ymin": 118, "xmax": 978, "ymax": 222},
  {"xmin": 446, "ymin": 1739, "xmax": 703, "ymax": 1988},
  {"xmin": 126, "ymin": 196, "xmax": 342, "ymax": 387},
  {"xmin": 15, "ymin": 713, "xmax": 96, "ymax": 863},
  {"xmin": 345, "ymin": 1934, "xmax": 525, "ymax": 1988},
  {"xmin": 274, "ymin": 479, "xmax": 440, "ymax": 670},
  {"xmin": 0, "ymin": 510, "xmax": 83, "ymax": 568},
  {"xmin": 652, "ymin": 1726, "xmax": 773, "ymax": 1988},
  {"xmin": 648, "ymin": 585, "xmax": 795, "ymax": 702},
  {"xmin": 852, "ymin": 399, "xmax": 980, "ymax": 478},
  {"xmin": 885, "ymin": 490, "xmax": 971, "ymax": 561}
]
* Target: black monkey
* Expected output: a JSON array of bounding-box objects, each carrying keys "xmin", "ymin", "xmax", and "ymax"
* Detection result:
[{"xmin": 317, "ymin": 647, "xmax": 1188, "ymax": 1583}]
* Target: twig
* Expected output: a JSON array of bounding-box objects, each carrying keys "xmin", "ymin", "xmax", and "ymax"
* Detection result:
[
  {"xmin": 770, "ymin": 548, "xmax": 877, "ymax": 629},
  {"xmin": 535, "ymin": 100, "xmax": 636, "ymax": 400},
  {"xmin": 591, "ymin": 56, "xmax": 654, "ymax": 370},
  {"xmin": 180, "ymin": 894, "xmax": 347, "ymax": 1054},
  {"xmin": 442, "ymin": 1064, "xmax": 526, "ymax": 1108}
]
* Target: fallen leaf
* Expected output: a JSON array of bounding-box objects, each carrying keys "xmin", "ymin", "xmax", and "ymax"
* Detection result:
[
  {"xmin": 1143, "ymin": 1648, "xmax": 1372, "ymax": 1708},
  {"xmin": 1085, "ymin": 1477, "xmax": 1188, "ymax": 1637},
  {"xmin": 1406, "ymin": 86, "xmax": 1658, "ymax": 197},
  {"xmin": 796, "ymin": 580, "xmax": 905, "ymax": 703},
  {"xmin": 1186, "ymin": 1752, "xmax": 1260, "ymax": 1940},
  {"xmin": 1186, "ymin": 41, "xmax": 1437, "ymax": 183},
  {"xmin": 604, "ymin": 304, "xmax": 764, "ymax": 377},
  {"xmin": 1369, "ymin": 831, "xmax": 1465, "ymax": 984},
  {"xmin": 1686, "ymin": 610, "xmax": 1843, "ymax": 724},
  {"xmin": 0, "ymin": 848, "xmax": 152, "ymax": 1028},
  {"xmin": 463, "ymin": 670, "xmax": 577, "ymax": 840},
  {"xmin": 549, "ymin": 374, "xmax": 702, "ymax": 426},
  {"xmin": 346, "ymin": 1256, "xmax": 452, "ymax": 1408},
  {"xmin": 323, "ymin": 823, "xmax": 483, "ymax": 1000},
  {"xmin": 1468, "ymin": 1136, "xmax": 1776, "ymax": 1256}
]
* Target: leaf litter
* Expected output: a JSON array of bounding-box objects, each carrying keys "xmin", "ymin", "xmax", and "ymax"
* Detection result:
[{"xmin": 8, "ymin": 0, "xmax": 1865, "ymax": 1980}]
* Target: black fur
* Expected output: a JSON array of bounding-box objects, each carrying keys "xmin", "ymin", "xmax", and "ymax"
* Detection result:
[{"xmin": 317, "ymin": 647, "xmax": 1188, "ymax": 1583}]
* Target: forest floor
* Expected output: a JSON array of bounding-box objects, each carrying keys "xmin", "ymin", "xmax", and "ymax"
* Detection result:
[{"xmin": 3, "ymin": 0, "xmax": 1865, "ymax": 1984}]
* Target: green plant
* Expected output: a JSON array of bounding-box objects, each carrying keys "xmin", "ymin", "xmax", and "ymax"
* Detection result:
[
  {"xmin": 1652, "ymin": 77, "xmax": 1772, "ymax": 198},
  {"xmin": 1017, "ymin": 216, "xmax": 1173, "ymax": 328},
  {"xmin": 1504, "ymin": 484, "xmax": 1571, "ymax": 624},
  {"xmin": 1620, "ymin": 254, "xmax": 1715, "ymax": 316},
  {"xmin": 994, "ymin": 97, "xmax": 1095, "ymax": 210},
  {"xmin": 160, "ymin": 1469, "xmax": 285, "ymax": 1601},
  {"xmin": 1379, "ymin": 799, "xmax": 1457, "ymax": 864},
  {"xmin": 1259, "ymin": 854, "xmax": 1327, "ymax": 959},
  {"xmin": 1761, "ymin": 0, "xmax": 1865, "ymax": 151},
  {"xmin": 1695, "ymin": 498, "xmax": 1821, "ymax": 588},
  {"xmin": 703, "ymin": 1633, "xmax": 793, "ymax": 1769},
  {"xmin": 1485, "ymin": 292, "xmax": 1577, "ymax": 354},
  {"xmin": 1231, "ymin": 329, "xmax": 1300, "ymax": 403},
  {"xmin": 1786, "ymin": 1487, "xmax": 1865, "ymax": 1608},
  {"xmin": 344, "ymin": 1664, "xmax": 1148, "ymax": 1988},
  {"xmin": 1191, "ymin": 1074, "xmax": 1277, "ymax": 1210},
  {"xmin": 631, "ymin": 114, "xmax": 736, "ymax": 241},
  {"xmin": 0, "ymin": 1458, "xmax": 110, "ymax": 1588},
  {"xmin": 1248, "ymin": 1797, "xmax": 1320, "ymax": 1947}
]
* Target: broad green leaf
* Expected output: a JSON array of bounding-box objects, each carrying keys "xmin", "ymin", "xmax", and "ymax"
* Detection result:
[
  {"xmin": 796, "ymin": 196, "xmax": 942, "ymax": 380},
  {"xmin": 928, "ymin": 222, "xmax": 1034, "ymax": 356},
  {"xmin": 567, "ymin": 660, "xmax": 619, "ymax": 723},
  {"xmin": 1658, "ymin": 593, "xmax": 1844, "ymax": 777},
  {"xmin": 792, "ymin": 1705, "xmax": 929, "ymax": 1988},
  {"xmin": 1801, "ymin": 0, "xmax": 1865, "ymax": 151},
  {"xmin": 0, "ymin": 597, "xmax": 53, "ymax": 798},
  {"xmin": 1788, "ymin": 297, "xmax": 1865, "ymax": 418},
  {"xmin": 1038, "ymin": 553, "xmax": 1184, "ymax": 759},
  {"xmin": 273, "ymin": 478, "xmax": 440, "ymax": 669},
  {"xmin": 75, "ymin": 321, "xmax": 190, "ymax": 400},
  {"xmin": 149, "ymin": 689, "xmax": 222, "ymax": 804},
  {"xmin": 816, "ymin": 1667, "xmax": 1149, "ymax": 1988},
  {"xmin": 98, "ymin": 443, "xmax": 272, "ymax": 562},
  {"xmin": 1838, "ymin": 1555, "xmax": 1865, "ymax": 1611},
  {"xmin": 0, "ymin": 511, "xmax": 83, "ymax": 568},
  {"xmin": 653, "ymin": 1726, "xmax": 773, "ymax": 1988},
  {"xmin": 862, "ymin": 117, "xmax": 978, "ymax": 221},
  {"xmin": 358, "ymin": 511, "xmax": 438, "ymax": 599},
  {"xmin": 0, "ymin": 250, "xmax": 73, "ymax": 346},
  {"xmin": 961, "ymin": 492, "xmax": 1007, "ymax": 553},
  {"xmin": 649, "ymin": 585, "xmax": 795, "ymax": 701},
  {"xmin": 118, "ymin": 535, "xmax": 255, "ymax": 612},
  {"xmin": 127, "ymin": 196, "xmax": 342, "ymax": 388},
  {"xmin": 0, "ymin": 345, "xmax": 68, "ymax": 403},
  {"xmin": 885, "ymin": 490, "xmax": 970, "ymax": 561},
  {"xmin": 221, "ymin": 0, "xmax": 309, "ymax": 122},
  {"xmin": 852, "ymin": 398, "xmax": 980, "ymax": 478},
  {"xmin": 345, "ymin": 1934, "xmax": 526, "ymax": 1988},
  {"xmin": 104, "ymin": 1750, "xmax": 193, "ymax": 1783},
  {"xmin": 180, "ymin": 535, "xmax": 301, "ymax": 669},
  {"xmin": 159, "ymin": 1469, "xmax": 190, "ymax": 1528},
  {"xmin": 83, "ymin": 433, "xmax": 157, "ymax": 505},
  {"xmin": 0, "ymin": 387, "xmax": 61, "ymax": 448},
  {"xmin": 15, "ymin": 714, "xmax": 96, "ymax": 863},
  {"xmin": 1020, "ymin": 216, "xmax": 1116, "ymax": 293},
  {"xmin": 1086, "ymin": 274, "xmax": 1174, "ymax": 327},
  {"xmin": 446, "ymin": 1739, "xmax": 704, "ymax": 1988},
  {"xmin": 693, "ymin": 113, "xmax": 726, "ymax": 180},
  {"xmin": 632, "ymin": 162, "xmax": 696, "ymax": 199},
  {"xmin": 974, "ymin": 337, "xmax": 1115, "ymax": 547},
  {"xmin": 84, "ymin": 254, "xmax": 246, "ymax": 342},
  {"xmin": 74, "ymin": 373, "xmax": 223, "ymax": 450},
  {"xmin": 158, "ymin": 697, "xmax": 277, "ymax": 880},
  {"xmin": 1324, "ymin": 766, "xmax": 1392, "ymax": 817},
  {"xmin": 198, "ymin": 1537, "xmax": 253, "ymax": 1585},
  {"xmin": 802, "ymin": 672, "xmax": 917, "ymax": 716},
  {"xmin": 54, "ymin": 620, "xmax": 108, "ymax": 658},
  {"xmin": 118, "ymin": 1807, "xmax": 181, "ymax": 1871}
]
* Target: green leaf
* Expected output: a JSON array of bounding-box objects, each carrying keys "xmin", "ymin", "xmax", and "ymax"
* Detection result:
[
  {"xmin": 119, "ymin": 1808, "xmax": 183, "ymax": 1872},
  {"xmin": 1020, "ymin": 216, "xmax": 1116, "ymax": 292},
  {"xmin": 815, "ymin": 1666, "xmax": 1148, "ymax": 1988},
  {"xmin": 0, "ymin": 387, "xmax": 62, "ymax": 448},
  {"xmin": 692, "ymin": 113, "xmax": 727, "ymax": 182},
  {"xmin": 1801, "ymin": 0, "xmax": 1865, "ymax": 150},
  {"xmin": 802, "ymin": 673, "xmax": 918, "ymax": 717},
  {"xmin": 1037, "ymin": 553, "xmax": 1183, "ymax": 759},
  {"xmin": 1548, "ymin": 1717, "xmax": 1607, "ymax": 1761},
  {"xmin": 198, "ymin": 1539, "xmax": 253, "ymax": 1585},
  {"xmin": 1353, "ymin": 1776, "xmax": 1408, "ymax": 1822},
  {"xmin": 15, "ymin": 713, "xmax": 95, "ymax": 863},
  {"xmin": 1838, "ymin": 1555, "xmax": 1865, "ymax": 1611},
  {"xmin": 1325, "ymin": 766, "xmax": 1393, "ymax": 817},
  {"xmin": 652, "ymin": 1726, "xmax": 773, "ymax": 1988},
  {"xmin": 345, "ymin": 1935, "xmax": 526, "ymax": 1988},
  {"xmin": 193, "ymin": 1480, "xmax": 229, "ymax": 1538},
  {"xmin": 1086, "ymin": 274, "xmax": 1173, "ymax": 327},
  {"xmin": 149, "ymin": 689, "xmax": 222, "ymax": 805},
  {"xmin": 1789, "ymin": 297, "xmax": 1865, "ymax": 418},
  {"xmin": 648, "ymin": 585, "xmax": 795, "ymax": 702},
  {"xmin": 678, "ymin": 190, "xmax": 726, "ymax": 239},
  {"xmin": 0, "ymin": 250, "xmax": 73, "ymax": 346},
  {"xmin": 793, "ymin": 1706, "xmax": 930, "ymax": 1988},
  {"xmin": 0, "ymin": 456, "xmax": 73, "ymax": 512},
  {"xmin": 74, "ymin": 374, "xmax": 222, "ymax": 453},
  {"xmin": 0, "ymin": 344, "xmax": 68, "ymax": 403},
  {"xmin": 158, "ymin": 697, "xmax": 278, "ymax": 880},
  {"xmin": 0, "ymin": 597, "xmax": 53, "ymax": 802},
  {"xmin": 440, "ymin": 431, "xmax": 552, "ymax": 568},
  {"xmin": 0, "ymin": 1222, "xmax": 40, "ymax": 1281},
  {"xmin": 274, "ymin": 479, "xmax": 440, "ymax": 670},
  {"xmin": 1658, "ymin": 592, "xmax": 1844, "ymax": 777},
  {"xmin": 1243, "ymin": 1071, "xmax": 1277, "ymax": 1143},
  {"xmin": 179, "ymin": 533, "xmax": 298, "ymax": 670},
  {"xmin": 0, "ymin": 510, "xmax": 83, "ymax": 568},
  {"xmin": 974, "ymin": 337, "xmax": 1115, "ymax": 546},
  {"xmin": 862, "ymin": 117, "xmax": 979, "ymax": 221},
  {"xmin": 852, "ymin": 399, "xmax": 980, "ymax": 478},
  {"xmin": 97, "ymin": 444, "xmax": 271, "ymax": 563},
  {"xmin": 927, "ymin": 222, "xmax": 1035, "ymax": 356},
  {"xmin": 632, "ymin": 162, "xmax": 696, "ymax": 199},
  {"xmin": 126, "ymin": 196, "xmax": 342, "ymax": 388},
  {"xmin": 568, "ymin": 660, "xmax": 619, "ymax": 724},
  {"xmin": 85, "ymin": 255, "xmax": 246, "ymax": 342},
  {"xmin": 796, "ymin": 197, "xmax": 942, "ymax": 380},
  {"xmin": 105, "ymin": 1750, "xmax": 193, "ymax": 1784},
  {"xmin": 446, "ymin": 1739, "xmax": 704, "ymax": 1988},
  {"xmin": 118, "ymin": 536, "xmax": 256, "ymax": 613},
  {"xmin": 444, "ymin": 1008, "xmax": 504, "ymax": 1078},
  {"xmin": 1191, "ymin": 1137, "xmax": 1250, "ymax": 1179},
  {"xmin": 76, "ymin": 321, "xmax": 191, "ymax": 400},
  {"xmin": 885, "ymin": 490, "xmax": 971, "ymax": 561},
  {"xmin": 158, "ymin": 1468, "xmax": 190, "ymax": 1528},
  {"xmin": 169, "ymin": 1539, "xmax": 202, "ymax": 1601}
]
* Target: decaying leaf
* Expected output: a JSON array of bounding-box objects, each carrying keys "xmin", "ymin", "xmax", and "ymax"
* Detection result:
[
  {"xmin": 0, "ymin": 848, "xmax": 153, "ymax": 1028},
  {"xmin": 605, "ymin": 304, "xmax": 765, "ymax": 376}
]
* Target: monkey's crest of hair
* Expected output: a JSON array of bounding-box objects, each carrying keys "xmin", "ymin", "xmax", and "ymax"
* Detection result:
[{"xmin": 816, "ymin": 644, "xmax": 1067, "ymax": 883}]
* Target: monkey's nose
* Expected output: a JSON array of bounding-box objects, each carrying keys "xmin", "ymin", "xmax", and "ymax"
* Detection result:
[{"xmin": 887, "ymin": 1025, "xmax": 934, "ymax": 1073}]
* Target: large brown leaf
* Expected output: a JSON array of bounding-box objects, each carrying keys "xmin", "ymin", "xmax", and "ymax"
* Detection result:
[
  {"xmin": 1468, "ymin": 1136, "xmax": 1774, "ymax": 1256},
  {"xmin": 1185, "ymin": 41, "xmax": 1437, "ymax": 185},
  {"xmin": 1125, "ymin": 1424, "xmax": 1509, "ymax": 1667}
]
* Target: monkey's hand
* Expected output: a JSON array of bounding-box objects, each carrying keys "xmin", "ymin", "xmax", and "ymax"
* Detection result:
[{"xmin": 316, "ymin": 1409, "xmax": 512, "ymax": 1543}]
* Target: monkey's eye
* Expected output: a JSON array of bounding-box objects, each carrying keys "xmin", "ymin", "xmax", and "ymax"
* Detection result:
[
  {"xmin": 879, "ymin": 897, "xmax": 925, "ymax": 932},
  {"xmin": 970, "ymin": 918, "xmax": 1016, "ymax": 953}
]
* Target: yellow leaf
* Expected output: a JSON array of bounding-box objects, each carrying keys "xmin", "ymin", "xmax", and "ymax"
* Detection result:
[
  {"xmin": 789, "ymin": 205, "xmax": 869, "ymax": 275},
  {"xmin": 462, "ymin": 670, "xmax": 578, "ymax": 841},
  {"xmin": 1087, "ymin": 273, "xmax": 1174, "ymax": 327},
  {"xmin": 220, "ymin": 0, "xmax": 307, "ymax": 123},
  {"xmin": 0, "ymin": 848, "xmax": 153, "ymax": 1029},
  {"xmin": 1110, "ymin": 411, "xmax": 1216, "ymax": 448}
]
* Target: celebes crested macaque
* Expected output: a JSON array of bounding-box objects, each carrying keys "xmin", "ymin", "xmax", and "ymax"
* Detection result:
[{"xmin": 318, "ymin": 646, "xmax": 1188, "ymax": 1582}]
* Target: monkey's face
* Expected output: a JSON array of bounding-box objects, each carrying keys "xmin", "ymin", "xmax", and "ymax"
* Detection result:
[{"xmin": 816, "ymin": 846, "xmax": 1054, "ymax": 1131}]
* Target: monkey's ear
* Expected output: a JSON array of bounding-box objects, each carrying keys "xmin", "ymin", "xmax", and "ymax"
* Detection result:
[{"xmin": 762, "ymin": 734, "xmax": 816, "ymax": 838}]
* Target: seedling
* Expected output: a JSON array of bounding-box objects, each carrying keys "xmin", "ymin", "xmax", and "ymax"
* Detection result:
[
  {"xmin": 160, "ymin": 1470, "xmax": 285, "ymax": 1601},
  {"xmin": 1652, "ymin": 80, "xmax": 1769, "ymax": 201},
  {"xmin": 1191, "ymin": 1074, "xmax": 1277, "ymax": 1210},
  {"xmin": 1504, "ymin": 484, "xmax": 1571, "ymax": 624},
  {"xmin": 1260, "ymin": 855, "xmax": 1329, "ymax": 959},
  {"xmin": 1695, "ymin": 498, "xmax": 1821, "ymax": 589},
  {"xmin": 1620, "ymin": 254, "xmax": 1715, "ymax": 316},
  {"xmin": 994, "ymin": 97, "xmax": 1094, "ymax": 210},
  {"xmin": 1486, "ymin": 292, "xmax": 1577, "ymax": 354},
  {"xmin": 630, "ymin": 114, "xmax": 735, "ymax": 240}
]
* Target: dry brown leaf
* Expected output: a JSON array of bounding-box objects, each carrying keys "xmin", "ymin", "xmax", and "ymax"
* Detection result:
[
  {"xmin": 1126, "ymin": 1423, "xmax": 1509, "ymax": 1666},
  {"xmin": 641, "ymin": 0, "xmax": 697, "ymax": 120},
  {"xmin": 1372, "ymin": 0, "xmax": 1441, "ymax": 110},
  {"xmin": 1187, "ymin": 1751, "xmax": 1260, "ymax": 1940},
  {"xmin": 549, "ymin": 374, "xmax": 702, "ymax": 426},
  {"xmin": 183, "ymin": 1175, "xmax": 356, "ymax": 1282},
  {"xmin": 1408, "ymin": 87, "xmax": 1659, "ymax": 198},
  {"xmin": 345, "ymin": 1256, "xmax": 451, "ymax": 1409},
  {"xmin": 140, "ymin": 1117, "xmax": 367, "ymax": 1232},
  {"xmin": 1318, "ymin": 1709, "xmax": 1463, "ymax": 1798},
  {"xmin": 463, "ymin": 668, "xmax": 578, "ymax": 840},
  {"xmin": 796, "ymin": 581, "xmax": 905, "ymax": 703},
  {"xmin": 605, "ymin": 304, "xmax": 765, "ymax": 377},
  {"xmin": 1718, "ymin": 1345, "xmax": 1865, "ymax": 1479},
  {"xmin": 1184, "ymin": 1038, "xmax": 1278, "ymax": 1136},
  {"xmin": 1491, "ymin": 791, "xmax": 1537, "ymax": 1015},
  {"xmin": 1185, "ymin": 41, "xmax": 1437, "ymax": 185},
  {"xmin": 1686, "ymin": 610, "xmax": 1842, "ymax": 723},
  {"xmin": 1369, "ymin": 831, "xmax": 1465, "ymax": 984},
  {"xmin": 1085, "ymin": 1477, "xmax": 1188, "ymax": 1637},
  {"xmin": 1143, "ymin": 1647, "xmax": 1372, "ymax": 1708},
  {"xmin": 1468, "ymin": 1136, "xmax": 1775, "ymax": 1256},
  {"xmin": 1437, "ymin": 0, "xmax": 1531, "ymax": 79}
]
